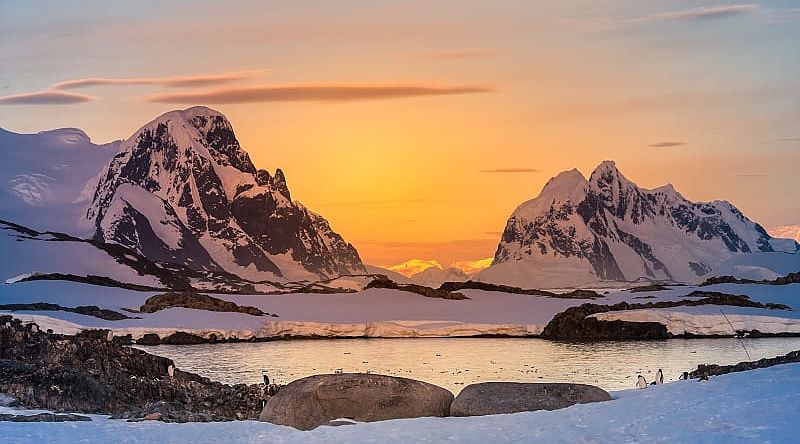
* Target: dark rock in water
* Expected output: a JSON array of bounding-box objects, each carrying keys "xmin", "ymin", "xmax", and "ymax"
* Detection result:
[
  {"xmin": 160, "ymin": 331, "xmax": 208, "ymax": 345},
  {"xmin": 450, "ymin": 382, "xmax": 612, "ymax": 417},
  {"xmin": 136, "ymin": 333, "xmax": 162, "ymax": 345},
  {"xmin": 0, "ymin": 413, "xmax": 92, "ymax": 422},
  {"xmin": 139, "ymin": 292, "xmax": 268, "ymax": 316},
  {"xmin": 259, "ymin": 373, "xmax": 454, "ymax": 430},
  {"xmin": 541, "ymin": 291, "xmax": 790, "ymax": 340},
  {"xmin": 0, "ymin": 315, "xmax": 262, "ymax": 421},
  {"xmin": 688, "ymin": 350, "xmax": 800, "ymax": 380}
]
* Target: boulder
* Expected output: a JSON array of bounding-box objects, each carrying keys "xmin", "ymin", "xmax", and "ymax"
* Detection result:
[
  {"xmin": 450, "ymin": 382, "xmax": 611, "ymax": 417},
  {"xmin": 259, "ymin": 373, "xmax": 453, "ymax": 430}
]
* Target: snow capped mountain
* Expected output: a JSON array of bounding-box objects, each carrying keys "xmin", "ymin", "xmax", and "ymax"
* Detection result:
[
  {"xmin": 409, "ymin": 266, "xmax": 469, "ymax": 288},
  {"xmin": 86, "ymin": 106, "xmax": 365, "ymax": 281},
  {"xmin": 479, "ymin": 161, "xmax": 799, "ymax": 287},
  {"xmin": 0, "ymin": 127, "xmax": 120, "ymax": 235}
]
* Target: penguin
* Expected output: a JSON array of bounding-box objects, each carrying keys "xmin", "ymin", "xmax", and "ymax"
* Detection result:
[
  {"xmin": 655, "ymin": 368, "xmax": 664, "ymax": 385},
  {"xmin": 262, "ymin": 370, "xmax": 270, "ymax": 386},
  {"xmin": 636, "ymin": 375, "xmax": 647, "ymax": 389},
  {"xmin": 167, "ymin": 364, "xmax": 175, "ymax": 378},
  {"xmin": 679, "ymin": 372, "xmax": 689, "ymax": 380},
  {"xmin": 106, "ymin": 330, "xmax": 114, "ymax": 342}
]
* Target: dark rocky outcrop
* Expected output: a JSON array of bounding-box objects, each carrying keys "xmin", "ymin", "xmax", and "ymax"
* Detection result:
[
  {"xmin": 541, "ymin": 291, "xmax": 790, "ymax": 340},
  {"xmin": 0, "ymin": 413, "xmax": 91, "ymax": 422},
  {"xmin": 450, "ymin": 382, "xmax": 611, "ymax": 417},
  {"xmin": 0, "ymin": 303, "xmax": 132, "ymax": 321},
  {"xmin": 259, "ymin": 373, "xmax": 454, "ymax": 430},
  {"xmin": 11, "ymin": 273, "xmax": 163, "ymax": 292},
  {"xmin": 0, "ymin": 315, "xmax": 263, "ymax": 422},
  {"xmin": 688, "ymin": 350, "xmax": 800, "ymax": 380},
  {"xmin": 365, "ymin": 277, "xmax": 468, "ymax": 300},
  {"xmin": 701, "ymin": 271, "xmax": 800, "ymax": 287},
  {"xmin": 138, "ymin": 292, "xmax": 270, "ymax": 317},
  {"xmin": 438, "ymin": 281, "xmax": 603, "ymax": 299},
  {"xmin": 629, "ymin": 284, "xmax": 671, "ymax": 293}
]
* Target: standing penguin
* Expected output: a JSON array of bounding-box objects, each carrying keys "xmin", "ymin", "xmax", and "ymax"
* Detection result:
[
  {"xmin": 655, "ymin": 368, "xmax": 664, "ymax": 385},
  {"xmin": 636, "ymin": 375, "xmax": 647, "ymax": 389}
]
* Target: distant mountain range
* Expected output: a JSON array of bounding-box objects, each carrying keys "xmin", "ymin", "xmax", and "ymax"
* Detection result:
[
  {"xmin": 1, "ymin": 113, "xmax": 797, "ymax": 291},
  {"xmin": 477, "ymin": 161, "xmax": 799, "ymax": 287}
]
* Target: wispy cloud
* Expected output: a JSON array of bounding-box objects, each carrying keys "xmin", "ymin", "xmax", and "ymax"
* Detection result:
[
  {"xmin": 53, "ymin": 70, "xmax": 264, "ymax": 90},
  {"xmin": 776, "ymin": 137, "xmax": 800, "ymax": 142},
  {"xmin": 0, "ymin": 90, "xmax": 95, "ymax": 105},
  {"xmin": 649, "ymin": 141, "xmax": 686, "ymax": 148},
  {"xmin": 738, "ymin": 173, "xmax": 768, "ymax": 178},
  {"xmin": 479, "ymin": 168, "xmax": 540, "ymax": 173},
  {"xmin": 630, "ymin": 4, "xmax": 758, "ymax": 22},
  {"xmin": 416, "ymin": 50, "xmax": 493, "ymax": 60},
  {"xmin": 142, "ymin": 83, "xmax": 493, "ymax": 104}
]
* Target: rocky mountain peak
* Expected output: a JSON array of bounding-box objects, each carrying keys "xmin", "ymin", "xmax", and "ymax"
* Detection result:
[
  {"xmin": 482, "ymin": 161, "xmax": 798, "ymax": 287},
  {"xmin": 86, "ymin": 108, "xmax": 365, "ymax": 281}
]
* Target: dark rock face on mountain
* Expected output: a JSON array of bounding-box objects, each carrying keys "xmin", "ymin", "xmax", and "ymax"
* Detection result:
[
  {"xmin": 86, "ymin": 107, "xmax": 364, "ymax": 280},
  {"xmin": 480, "ymin": 161, "xmax": 798, "ymax": 287},
  {"xmin": 0, "ymin": 315, "xmax": 262, "ymax": 422}
]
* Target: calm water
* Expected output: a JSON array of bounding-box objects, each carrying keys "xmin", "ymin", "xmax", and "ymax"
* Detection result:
[{"xmin": 140, "ymin": 337, "xmax": 800, "ymax": 393}]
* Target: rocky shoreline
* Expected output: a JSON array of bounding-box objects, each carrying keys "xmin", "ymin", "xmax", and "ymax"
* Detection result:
[
  {"xmin": 688, "ymin": 350, "xmax": 800, "ymax": 379},
  {"xmin": 0, "ymin": 315, "xmax": 262, "ymax": 422}
]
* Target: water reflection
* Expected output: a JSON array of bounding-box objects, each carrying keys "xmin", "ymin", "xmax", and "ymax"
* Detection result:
[{"xmin": 139, "ymin": 337, "xmax": 800, "ymax": 393}]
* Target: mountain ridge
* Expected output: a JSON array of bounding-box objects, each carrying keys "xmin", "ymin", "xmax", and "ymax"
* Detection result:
[
  {"xmin": 479, "ymin": 160, "xmax": 799, "ymax": 287},
  {"xmin": 0, "ymin": 107, "xmax": 365, "ymax": 284}
]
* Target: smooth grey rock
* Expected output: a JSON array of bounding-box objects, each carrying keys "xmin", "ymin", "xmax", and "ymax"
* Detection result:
[
  {"xmin": 450, "ymin": 382, "xmax": 612, "ymax": 417},
  {"xmin": 259, "ymin": 373, "xmax": 453, "ymax": 430}
]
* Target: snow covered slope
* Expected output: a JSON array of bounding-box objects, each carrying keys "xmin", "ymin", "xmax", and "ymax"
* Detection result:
[
  {"xmin": 409, "ymin": 267, "xmax": 469, "ymax": 288},
  {"xmin": 85, "ymin": 107, "xmax": 364, "ymax": 281},
  {"xmin": 0, "ymin": 127, "xmax": 120, "ymax": 236},
  {"xmin": 479, "ymin": 161, "xmax": 799, "ymax": 287}
]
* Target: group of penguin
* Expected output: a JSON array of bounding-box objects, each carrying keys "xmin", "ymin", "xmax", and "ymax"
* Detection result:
[{"xmin": 635, "ymin": 368, "xmax": 664, "ymax": 389}]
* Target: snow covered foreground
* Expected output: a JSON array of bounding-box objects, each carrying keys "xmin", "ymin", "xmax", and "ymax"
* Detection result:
[
  {"xmin": 2, "ymin": 363, "xmax": 799, "ymax": 443},
  {"xmin": 2, "ymin": 281, "xmax": 800, "ymax": 340}
]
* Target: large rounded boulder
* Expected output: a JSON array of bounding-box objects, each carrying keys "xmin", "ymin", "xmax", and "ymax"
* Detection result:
[
  {"xmin": 259, "ymin": 373, "xmax": 453, "ymax": 430},
  {"xmin": 450, "ymin": 382, "xmax": 611, "ymax": 417}
]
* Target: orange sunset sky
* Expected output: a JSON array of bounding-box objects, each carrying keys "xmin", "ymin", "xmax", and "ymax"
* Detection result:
[{"xmin": 1, "ymin": 1, "xmax": 799, "ymax": 273}]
